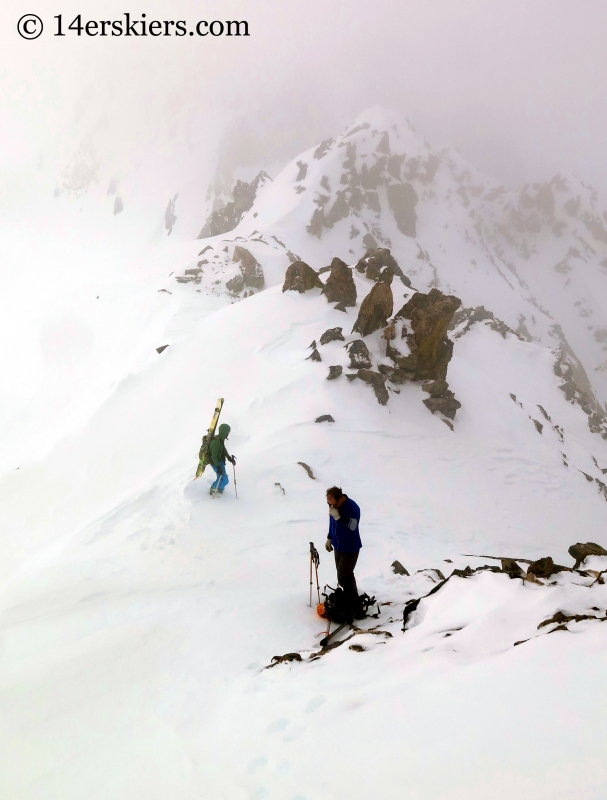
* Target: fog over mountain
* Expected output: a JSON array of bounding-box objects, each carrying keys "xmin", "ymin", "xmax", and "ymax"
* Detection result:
[
  {"xmin": 2, "ymin": 3, "xmax": 607, "ymax": 798},
  {"xmin": 2, "ymin": 0, "xmax": 606, "ymax": 466}
]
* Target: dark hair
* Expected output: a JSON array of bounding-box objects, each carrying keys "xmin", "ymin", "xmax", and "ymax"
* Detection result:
[{"xmin": 326, "ymin": 486, "xmax": 343, "ymax": 500}]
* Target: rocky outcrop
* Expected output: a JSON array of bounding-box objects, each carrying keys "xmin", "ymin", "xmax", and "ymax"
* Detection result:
[
  {"xmin": 198, "ymin": 172, "xmax": 271, "ymax": 239},
  {"xmin": 327, "ymin": 365, "xmax": 343, "ymax": 380},
  {"xmin": 568, "ymin": 542, "xmax": 607, "ymax": 569},
  {"xmin": 233, "ymin": 246, "xmax": 265, "ymax": 290},
  {"xmin": 296, "ymin": 161, "xmax": 308, "ymax": 181},
  {"xmin": 352, "ymin": 277, "xmax": 394, "ymax": 337},
  {"xmin": 357, "ymin": 368, "xmax": 389, "ymax": 405},
  {"xmin": 266, "ymin": 652, "xmax": 302, "ymax": 668},
  {"xmin": 387, "ymin": 183, "xmax": 418, "ymax": 237},
  {"xmin": 538, "ymin": 610, "xmax": 607, "ymax": 630},
  {"xmin": 450, "ymin": 305, "xmax": 529, "ymax": 342},
  {"xmin": 384, "ymin": 288, "xmax": 462, "ymax": 418},
  {"xmin": 552, "ymin": 328, "xmax": 607, "ymax": 440},
  {"xmin": 321, "ymin": 258, "xmax": 357, "ymax": 306},
  {"xmin": 501, "ymin": 558, "xmax": 525, "ymax": 578},
  {"xmin": 377, "ymin": 268, "xmax": 395, "ymax": 284},
  {"xmin": 393, "ymin": 289, "xmax": 461, "ymax": 381},
  {"xmin": 319, "ymin": 327, "xmax": 345, "ymax": 345},
  {"xmin": 526, "ymin": 556, "xmax": 569, "ymax": 579},
  {"xmin": 297, "ymin": 461, "xmax": 316, "ymax": 479},
  {"xmin": 422, "ymin": 379, "xmax": 448, "ymax": 397},
  {"xmin": 282, "ymin": 261, "xmax": 323, "ymax": 293},
  {"xmin": 356, "ymin": 247, "xmax": 412, "ymax": 287},
  {"xmin": 165, "ymin": 195, "xmax": 178, "ymax": 235},
  {"xmin": 422, "ymin": 386, "xmax": 461, "ymax": 420},
  {"xmin": 346, "ymin": 340, "xmax": 372, "ymax": 369},
  {"xmin": 226, "ymin": 274, "xmax": 245, "ymax": 293}
]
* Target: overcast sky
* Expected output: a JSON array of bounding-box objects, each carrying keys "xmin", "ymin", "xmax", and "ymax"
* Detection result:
[
  {"xmin": 2, "ymin": 0, "xmax": 606, "ymax": 199},
  {"xmin": 1, "ymin": 0, "xmax": 606, "ymax": 466}
]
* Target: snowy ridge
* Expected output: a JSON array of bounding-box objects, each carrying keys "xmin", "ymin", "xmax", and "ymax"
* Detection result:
[
  {"xmin": 173, "ymin": 107, "xmax": 607, "ymax": 405},
  {"xmin": 3, "ymin": 109, "xmax": 607, "ymax": 798},
  {"xmin": 3, "ymin": 282, "xmax": 607, "ymax": 797}
]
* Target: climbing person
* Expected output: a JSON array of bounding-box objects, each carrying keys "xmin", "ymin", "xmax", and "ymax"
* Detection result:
[
  {"xmin": 324, "ymin": 486, "xmax": 362, "ymax": 610},
  {"xmin": 209, "ymin": 423, "xmax": 235, "ymax": 495}
]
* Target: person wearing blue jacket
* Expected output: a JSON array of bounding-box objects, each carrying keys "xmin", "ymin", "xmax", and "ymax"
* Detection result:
[{"xmin": 325, "ymin": 486, "xmax": 362, "ymax": 603}]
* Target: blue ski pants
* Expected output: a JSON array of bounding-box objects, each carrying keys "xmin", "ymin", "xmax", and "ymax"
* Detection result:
[{"xmin": 211, "ymin": 462, "xmax": 229, "ymax": 493}]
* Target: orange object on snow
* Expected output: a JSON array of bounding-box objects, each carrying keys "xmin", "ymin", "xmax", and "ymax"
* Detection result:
[{"xmin": 317, "ymin": 602, "xmax": 327, "ymax": 618}]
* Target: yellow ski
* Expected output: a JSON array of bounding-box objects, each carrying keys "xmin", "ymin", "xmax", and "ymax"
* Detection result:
[{"xmin": 194, "ymin": 397, "xmax": 224, "ymax": 479}]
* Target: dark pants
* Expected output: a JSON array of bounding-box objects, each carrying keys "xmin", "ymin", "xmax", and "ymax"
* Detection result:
[{"xmin": 335, "ymin": 550, "xmax": 359, "ymax": 600}]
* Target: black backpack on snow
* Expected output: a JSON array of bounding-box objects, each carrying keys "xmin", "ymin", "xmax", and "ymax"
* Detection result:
[{"xmin": 322, "ymin": 586, "xmax": 379, "ymax": 624}]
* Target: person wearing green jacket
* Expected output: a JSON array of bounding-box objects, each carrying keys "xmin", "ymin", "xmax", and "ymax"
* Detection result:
[{"xmin": 209, "ymin": 423, "xmax": 235, "ymax": 495}]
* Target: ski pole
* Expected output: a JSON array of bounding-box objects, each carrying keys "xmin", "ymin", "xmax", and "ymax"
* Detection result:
[
  {"xmin": 309, "ymin": 551, "xmax": 313, "ymax": 607},
  {"xmin": 309, "ymin": 542, "xmax": 320, "ymax": 606},
  {"xmin": 232, "ymin": 461, "xmax": 238, "ymax": 499}
]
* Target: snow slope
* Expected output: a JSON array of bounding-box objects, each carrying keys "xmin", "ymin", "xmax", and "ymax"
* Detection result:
[
  {"xmin": 175, "ymin": 108, "xmax": 607, "ymax": 410},
  {"xmin": 2, "ymin": 108, "xmax": 607, "ymax": 799},
  {"xmin": 3, "ymin": 279, "xmax": 607, "ymax": 798}
]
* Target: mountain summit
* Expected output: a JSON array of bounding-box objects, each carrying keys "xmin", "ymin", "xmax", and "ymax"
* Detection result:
[{"xmin": 175, "ymin": 107, "xmax": 607, "ymax": 428}]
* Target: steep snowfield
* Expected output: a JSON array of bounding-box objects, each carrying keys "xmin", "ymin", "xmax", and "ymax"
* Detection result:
[
  {"xmin": 2, "ymin": 279, "xmax": 607, "ymax": 798},
  {"xmin": 3, "ymin": 107, "xmax": 607, "ymax": 799}
]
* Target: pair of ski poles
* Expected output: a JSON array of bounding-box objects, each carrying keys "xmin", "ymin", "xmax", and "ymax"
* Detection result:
[
  {"xmin": 309, "ymin": 542, "xmax": 341, "ymax": 644},
  {"xmin": 309, "ymin": 542, "xmax": 336, "ymax": 644},
  {"xmin": 309, "ymin": 542, "xmax": 320, "ymax": 607}
]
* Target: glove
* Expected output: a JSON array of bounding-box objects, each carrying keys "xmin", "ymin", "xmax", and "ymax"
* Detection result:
[
  {"xmin": 228, "ymin": 455, "xmax": 236, "ymax": 465},
  {"xmin": 328, "ymin": 507, "xmax": 341, "ymax": 520},
  {"xmin": 325, "ymin": 538, "xmax": 333, "ymax": 552}
]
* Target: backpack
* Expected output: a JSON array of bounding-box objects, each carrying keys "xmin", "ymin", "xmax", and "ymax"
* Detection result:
[
  {"xmin": 321, "ymin": 586, "xmax": 379, "ymax": 624},
  {"xmin": 198, "ymin": 433, "xmax": 215, "ymax": 466}
]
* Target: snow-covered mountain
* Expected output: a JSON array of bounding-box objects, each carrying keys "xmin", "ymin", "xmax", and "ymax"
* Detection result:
[
  {"xmin": 171, "ymin": 107, "xmax": 607, "ymax": 432},
  {"xmin": 2, "ymin": 108, "xmax": 607, "ymax": 799}
]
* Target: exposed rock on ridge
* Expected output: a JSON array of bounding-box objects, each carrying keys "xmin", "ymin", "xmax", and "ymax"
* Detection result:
[
  {"xmin": 356, "ymin": 247, "xmax": 411, "ymax": 287},
  {"xmin": 346, "ymin": 340, "xmax": 372, "ymax": 369},
  {"xmin": 322, "ymin": 258, "xmax": 357, "ymax": 306},
  {"xmin": 553, "ymin": 330, "xmax": 607, "ymax": 440},
  {"xmin": 352, "ymin": 274, "xmax": 394, "ymax": 337},
  {"xmin": 386, "ymin": 183, "xmax": 418, "ymax": 237},
  {"xmin": 282, "ymin": 261, "xmax": 323, "ymax": 293},
  {"xmin": 231, "ymin": 246, "xmax": 265, "ymax": 290},
  {"xmin": 198, "ymin": 172, "xmax": 271, "ymax": 239},
  {"xmin": 392, "ymin": 289, "xmax": 461, "ymax": 382},
  {"xmin": 357, "ymin": 368, "xmax": 389, "ymax": 405},
  {"xmin": 568, "ymin": 542, "xmax": 607, "ymax": 569}
]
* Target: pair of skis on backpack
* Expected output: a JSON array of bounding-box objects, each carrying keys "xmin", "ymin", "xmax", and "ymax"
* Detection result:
[{"xmin": 194, "ymin": 397, "xmax": 224, "ymax": 480}]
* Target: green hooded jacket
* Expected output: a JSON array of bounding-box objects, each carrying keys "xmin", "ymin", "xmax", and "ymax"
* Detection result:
[{"xmin": 209, "ymin": 423, "xmax": 232, "ymax": 468}]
